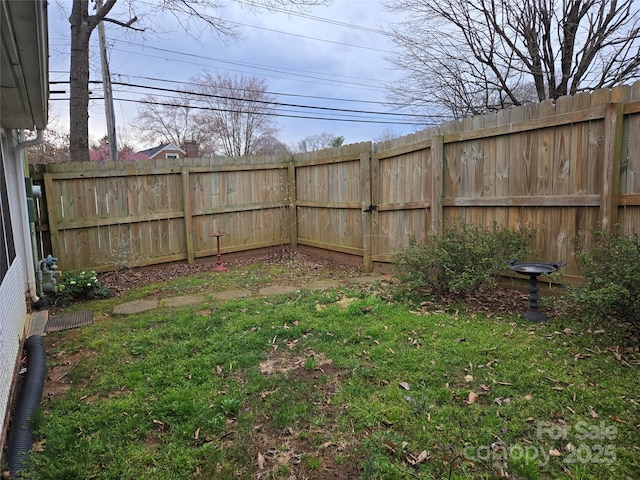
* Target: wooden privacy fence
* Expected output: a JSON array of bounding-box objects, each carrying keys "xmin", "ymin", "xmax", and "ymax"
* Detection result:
[{"xmin": 31, "ymin": 82, "xmax": 640, "ymax": 283}]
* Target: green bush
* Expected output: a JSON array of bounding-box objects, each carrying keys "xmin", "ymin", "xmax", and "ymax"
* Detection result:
[
  {"xmin": 568, "ymin": 227, "xmax": 640, "ymax": 325},
  {"xmin": 55, "ymin": 270, "xmax": 112, "ymax": 305},
  {"xmin": 394, "ymin": 220, "xmax": 536, "ymax": 297}
]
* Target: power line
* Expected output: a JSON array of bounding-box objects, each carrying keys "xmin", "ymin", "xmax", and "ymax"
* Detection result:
[
  {"xmin": 233, "ymin": 0, "xmax": 386, "ymax": 35},
  {"xmin": 109, "ymin": 42, "xmax": 385, "ymax": 90},
  {"xmin": 51, "ymin": 78, "xmax": 435, "ymax": 119},
  {"xmin": 114, "ymin": 73, "xmax": 409, "ymax": 107},
  {"xmin": 50, "ymin": 95, "xmax": 437, "ymax": 126},
  {"xmin": 110, "ymin": 80, "xmax": 432, "ymax": 118},
  {"xmin": 114, "ymin": 97, "xmax": 428, "ymax": 125},
  {"xmin": 223, "ymin": 19, "xmax": 392, "ymax": 53}
]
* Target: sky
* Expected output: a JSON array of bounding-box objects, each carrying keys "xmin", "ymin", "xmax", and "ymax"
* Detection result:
[{"xmin": 47, "ymin": 0, "xmax": 426, "ymax": 152}]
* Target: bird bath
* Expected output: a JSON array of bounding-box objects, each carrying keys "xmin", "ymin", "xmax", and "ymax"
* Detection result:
[{"xmin": 508, "ymin": 260, "xmax": 565, "ymax": 323}]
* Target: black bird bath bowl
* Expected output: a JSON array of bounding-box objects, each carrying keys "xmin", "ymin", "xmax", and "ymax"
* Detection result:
[{"xmin": 508, "ymin": 260, "xmax": 565, "ymax": 323}]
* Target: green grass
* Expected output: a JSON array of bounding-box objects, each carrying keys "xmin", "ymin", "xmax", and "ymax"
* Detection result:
[{"xmin": 11, "ymin": 262, "xmax": 640, "ymax": 479}]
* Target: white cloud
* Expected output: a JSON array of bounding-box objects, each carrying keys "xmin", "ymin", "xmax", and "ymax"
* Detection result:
[{"xmin": 47, "ymin": 0, "xmax": 418, "ymax": 151}]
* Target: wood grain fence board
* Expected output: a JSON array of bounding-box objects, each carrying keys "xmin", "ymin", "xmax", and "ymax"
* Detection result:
[
  {"xmin": 494, "ymin": 108, "xmax": 511, "ymax": 227},
  {"xmin": 600, "ymin": 103, "xmax": 625, "ymax": 232},
  {"xmin": 570, "ymin": 92, "xmax": 592, "ymax": 195},
  {"xmin": 443, "ymin": 195, "xmax": 600, "ymax": 207},
  {"xmin": 32, "ymin": 82, "xmax": 640, "ymax": 276},
  {"xmin": 536, "ymin": 100, "xmax": 555, "ymax": 197},
  {"xmin": 624, "ymin": 88, "xmax": 640, "ymax": 196},
  {"xmin": 554, "ymin": 95, "xmax": 573, "ymax": 196}
]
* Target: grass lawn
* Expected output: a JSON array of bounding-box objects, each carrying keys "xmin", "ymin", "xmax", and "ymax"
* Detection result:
[{"xmin": 13, "ymin": 258, "xmax": 640, "ymax": 479}]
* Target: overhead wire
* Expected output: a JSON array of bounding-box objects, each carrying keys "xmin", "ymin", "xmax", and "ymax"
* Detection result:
[
  {"xmin": 50, "ymin": 78, "xmax": 439, "ymax": 121},
  {"xmin": 96, "ymin": 96, "xmax": 429, "ymax": 125}
]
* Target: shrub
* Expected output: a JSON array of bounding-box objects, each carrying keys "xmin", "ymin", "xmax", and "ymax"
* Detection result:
[
  {"xmin": 568, "ymin": 227, "xmax": 640, "ymax": 326},
  {"xmin": 394, "ymin": 220, "xmax": 536, "ymax": 297},
  {"xmin": 55, "ymin": 270, "xmax": 112, "ymax": 305}
]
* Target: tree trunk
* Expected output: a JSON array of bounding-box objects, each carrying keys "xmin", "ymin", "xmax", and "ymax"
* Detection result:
[
  {"xmin": 69, "ymin": 0, "xmax": 117, "ymax": 162},
  {"xmin": 69, "ymin": 0, "xmax": 92, "ymax": 162}
]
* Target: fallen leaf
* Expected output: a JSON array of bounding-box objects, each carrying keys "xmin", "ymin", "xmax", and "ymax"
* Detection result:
[
  {"xmin": 194, "ymin": 428, "xmax": 200, "ymax": 440},
  {"xmin": 525, "ymin": 417, "xmax": 535, "ymax": 422},
  {"xmin": 524, "ymin": 394, "xmax": 533, "ymax": 400},
  {"xmin": 464, "ymin": 375, "xmax": 474, "ymax": 383},
  {"xmin": 589, "ymin": 406, "xmax": 598, "ymax": 418},
  {"xmin": 382, "ymin": 438, "xmax": 398, "ymax": 452},
  {"xmin": 468, "ymin": 391, "xmax": 479, "ymax": 404},
  {"xmin": 32, "ymin": 439, "xmax": 46, "ymax": 452},
  {"xmin": 336, "ymin": 297, "xmax": 356, "ymax": 309},
  {"xmin": 549, "ymin": 448, "xmax": 562, "ymax": 457},
  {"xmin": 492, "ymin": 380, "xmax": 512, "ymax": 386},
  {"xmin": 257, "ymin": 452, "xmax": 266, "ymax": 470},
  {"xmin": 259, "ymin": 388, "xmax": 279, "ymax": 399},
  {"xmin": 416, "ymin": 450, "xmax": 428, "ymax": 464},
  {"xmin": 399, "ymin": 381, "xmax": 411, "ymax": 391},
  {"xmin": 216, "ymin": 365, "xmax": 223, "ymax": 374}
]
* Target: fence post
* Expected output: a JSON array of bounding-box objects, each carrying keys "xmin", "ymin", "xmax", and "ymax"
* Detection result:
[
  {"xmin": 287, "ymin": 161, "xmax": 298, "ymax": 249},
  {"xmin": 361, "ymin": 148, "xmax": 373, "ymax": 272},
  {"xmin": 600, "ymin": 103, "xmax": 624, "ymax": 233},
  {"xmin": 42, "ymin": 172, "xmax": 60, "ymax": 260},
  {"xmin": 430, "ymin": 135, "xmax": 445, "ymax": 236},
  {"xmin": 181, "ymin": 167, "xmax": 195, "ymax": 264}
]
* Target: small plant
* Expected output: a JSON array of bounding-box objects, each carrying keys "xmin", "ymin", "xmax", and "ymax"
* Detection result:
[
  {"xmin": 568, "ymin": 226, "xmax": 640, "ymax": 327},
  {"xmin": 215, "ymin": 396, "xmax": 242, "ymax": 418},
  {"xmin": 394, "ymin": 220, "xmax": 535, "ymax": 297},
  {"xmin": 304, "ymin": 455, "xmax": 322, "ymax": 471},
  {"xmin": 55, "ymin": 270, "xmax": 112, "ymax": 305},
  {"xmin": 304, "ymin": 356, "xmax": 317, "ymax": 372}
]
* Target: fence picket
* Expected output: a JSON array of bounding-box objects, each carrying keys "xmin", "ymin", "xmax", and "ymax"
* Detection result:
[{"xmin": 31, "ymin": 82, "xmax": 640, "ymax": 283}]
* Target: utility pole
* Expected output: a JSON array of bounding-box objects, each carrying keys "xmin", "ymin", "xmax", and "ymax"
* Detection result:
[{"xmin": 96, "ymin": 0, "xmax": 118, "ymax": 161}]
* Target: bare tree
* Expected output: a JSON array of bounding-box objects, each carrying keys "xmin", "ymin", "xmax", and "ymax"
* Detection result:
[
  {"xmin": 253, "ymin": 135, "xmax": 292, "ymax": 155},
  {"xmin": 295, "ymin": 132, "xmax": 344, "ymax": 153},
  {"xmin": 132, "ymin": 93, "xmax": 216, "ymax": 156},
  {"xmin": 26, "ymin": 128, "xmax": 71, "ymax": 164},
  {"xmin": 189, "ymin": 72, "xmax": 279, "ymax": 157},
  {"xmin": 373, "ymin": 127, "xmax": 401, "ymax": 143},
  {"xmin": 385, "ymin": 0, "xmax": 640, "ymax": 118},
  {"xmin": 68, "ymin": 0, "xmax": 330, "ymax": 162}
]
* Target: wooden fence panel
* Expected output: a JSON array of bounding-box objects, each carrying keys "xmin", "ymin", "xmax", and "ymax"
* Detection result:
[
  {"xmin": 31, "ymin": 81, "xmax": 640, "ymax": 281},
  {"xmin": 373, "ymin": 132, "xmax": 433, "ymax": 263},
  {"xmin": 618, "ymin": 82, "xmax": 640, "ymax": 234},
  {"xmin": 295, "ymin": 143, "xmax": 369, "ymax": 256}
]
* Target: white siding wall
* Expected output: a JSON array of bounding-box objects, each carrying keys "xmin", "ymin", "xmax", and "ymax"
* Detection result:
[
  {"xmin": 0, "ymin": 257, "xmax": 27, "ymax": 436},
  {"xmin": 0, "ymin": 130, "xmax": 32, "ymax": 447}
]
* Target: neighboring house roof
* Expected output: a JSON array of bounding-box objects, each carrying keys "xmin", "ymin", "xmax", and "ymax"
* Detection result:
[
  {"xmin": 0, "ymin": 1, "xmax": 49, "ymax": 129},
  {"xmin": 137, "ymin": 143, "xmax": 186, "ymax": 159}
]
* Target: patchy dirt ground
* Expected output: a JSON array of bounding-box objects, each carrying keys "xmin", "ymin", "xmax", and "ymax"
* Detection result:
[
  {"xmin": 98, "ymin": 250, "xmax": 364, "ymax": 297},
  {"xmin": 96, "ymin": 249, "xmax": 559, "ymax": 319},
  {"xmin": 250, "ymin": 346, "xmax": 359, "ymax": 480},
  {"xmin": 35, "ymin": 252, "xmax": 571, "ymax": 480}
]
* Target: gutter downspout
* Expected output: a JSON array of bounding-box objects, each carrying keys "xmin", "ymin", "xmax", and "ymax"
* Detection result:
[{"xmin": 15, "ymin": 129, "xmax": 45, "ymax": 302}]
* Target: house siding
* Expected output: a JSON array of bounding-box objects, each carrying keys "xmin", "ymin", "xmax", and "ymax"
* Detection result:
[
  {"xmin": 0, "ymin": 131, "xmax": 36, "ymax": 454},
  {"xmin": 0, "ymin": 258, "xmax": 28, "ymax": 447}
]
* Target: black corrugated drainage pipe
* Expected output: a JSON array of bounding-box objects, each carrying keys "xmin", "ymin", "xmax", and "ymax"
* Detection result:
[{"xmin": 6, "ymin": 335, "xmax": 46, "ymax": 478}]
